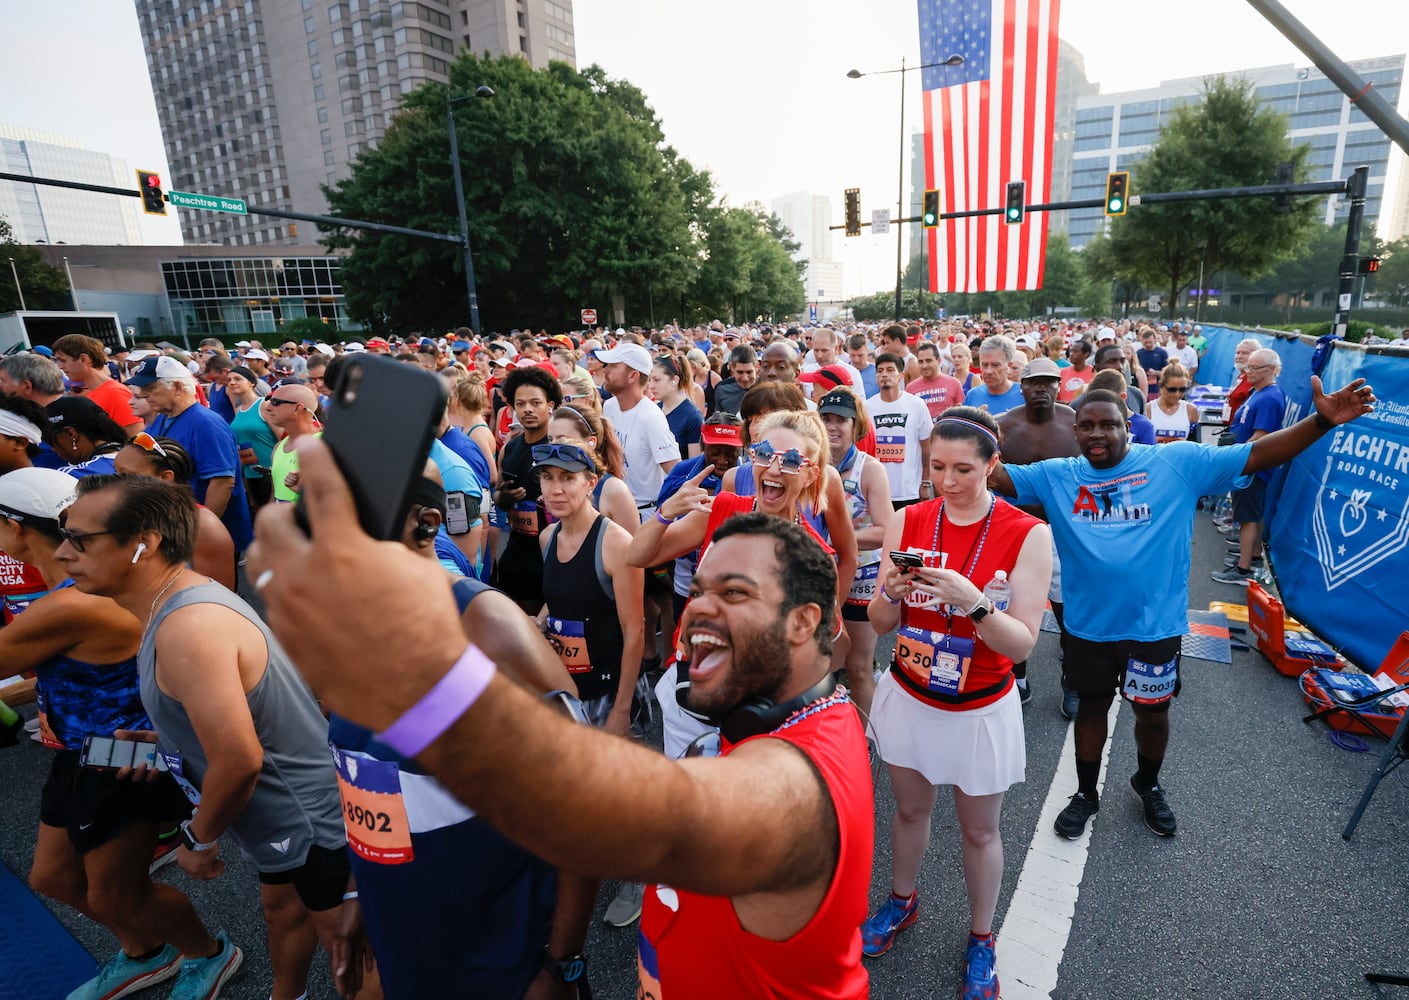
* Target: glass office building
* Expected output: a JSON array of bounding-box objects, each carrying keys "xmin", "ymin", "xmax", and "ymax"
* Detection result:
[
  {"xmin": 1067, "ymin": 55, "xmax": 1403, "ymax": 248},
  {"xmin": 162, "ymin": 255, "xmax": 361, "ymax": 335}
]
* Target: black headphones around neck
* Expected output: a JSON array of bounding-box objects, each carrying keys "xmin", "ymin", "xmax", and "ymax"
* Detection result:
[{"xmin": 684, "ymin": 672, "xmax": 840, "ymax": 745}]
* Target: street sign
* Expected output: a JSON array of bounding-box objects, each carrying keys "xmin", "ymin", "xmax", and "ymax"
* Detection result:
[
  {"xmin": 871, "ymin": 209, "xmax": 890, "ymax": 236},
  {"xmin": 809, "ymin": 303, "xmax": 818, "ymax": 321},
  {"xmin": 581, "ymin": 308, "xmax": 597, "ymax": 325},
  {"xmin": 169, "ymin": 190, "xmax": 248, "ymax": 215},
  {"xmin": 1147, "ymin": 295, "xmax": 1161, "ymax": 312}
]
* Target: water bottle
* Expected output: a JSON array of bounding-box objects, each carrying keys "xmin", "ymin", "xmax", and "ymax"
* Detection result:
[
  {"xmin": 983, "ymin": 571, "xmax": 1012, "ymax": 612},
  {"xmin": 1213, "ymin": 494, "xmax": 1233, "ymax": 525}
]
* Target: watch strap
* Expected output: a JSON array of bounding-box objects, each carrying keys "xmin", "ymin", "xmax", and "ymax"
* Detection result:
[
  {"xmin": 968, "ymin": 597, "xmax": 993, "ymax": 622},
  {"xmin": 542, "ymin": 946, "xmax": 587, "ymax": 983},
  {"xmin": 179, "ymin": 818, "xmax": 219, "ymax": 851}
]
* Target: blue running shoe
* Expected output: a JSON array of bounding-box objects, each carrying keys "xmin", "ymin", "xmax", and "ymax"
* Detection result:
[
  {"xmin": 66, "ymin": 945, "xmax": 181, "ymax": 1000},
  {"xmin": 963, "ymin": 933, "xmax": 1000, "ymax": 1000},
  {"xmin": 169, "ymin": 931, "xmax": 242, "ymax": 1000},
  {"xmin": 860, "ymin": 891, "xmax": 917, "ymax": 957}
]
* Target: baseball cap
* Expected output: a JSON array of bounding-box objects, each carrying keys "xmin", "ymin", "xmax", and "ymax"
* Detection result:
[
  {"xmin": 592, "ymin": 343, "xmax": 652, "ymax": 375},
  {"xmin": 45, "ymin": 396, "xmax": 111, "ymax": 433},
  {"xmin": 700, "ymin": 422, "xmax": 743, "ymax": 447},
  {"xmin": 816, "ymin": 390, "xmax": 859, "ymax": 418},
  {"xmin": 243, "ymin": 349, "xmax": 270, "ymax": 362},
  {"xmin": 365, "ymin": 338, "xmax": 391, "ymax": 351},
  {"xmin": 1096, "ymin": 326, "xmax": 1117, "ymax": 342},
  {"xmin": 491, "ymin": 356, "xmax": 513, "ymax": 368},
  {"xmin": 798, "ymin": 365, "xmax": 854, "ymax": 390},
  {"xmin": 0, "ymin": 467, "xmax": 77, "ymax": 528},
  {"xmin": 531, "ymin": 442, "xmax": 595, "ymax": 474},
  {"xmin": 126, "ymin": 355, "xmax": 193, "ymax": 386},
  {"xmin": 452, "ymin": 341, "xmax": 473, "ymax": 352},
  {"xmin": 1021, "ymin": 358, "xmax": 1062, "ymax": 381},
  {"xmin": 235, "ymin": 340, "xmax": 252, "ymax": 348},
  {"xmin": 32, "ymin": 345, "xmax": 53, "ymax": 358},
  {"xmin": 343, "ymin": 342, "xmax": 366, "ymax": 353}
]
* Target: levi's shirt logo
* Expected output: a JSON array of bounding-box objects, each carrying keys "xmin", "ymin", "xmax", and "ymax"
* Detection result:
[
  {"xmin": 1069, "ymin": 471, "xmax": 1151, "ymax": 525},
  {"xmin": 872, "ymin": 412, "xmax": 908, "ymax": 429}
]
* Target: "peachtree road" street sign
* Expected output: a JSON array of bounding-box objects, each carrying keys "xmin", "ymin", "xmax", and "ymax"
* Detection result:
[{"xmin": 169, "ymin": 190, "xmax": 248, "ymax": 215}]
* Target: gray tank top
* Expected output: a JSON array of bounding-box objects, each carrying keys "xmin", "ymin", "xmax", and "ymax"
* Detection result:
[{"xmin": 139, "ymin": 581, "xmax": 345, "ymax": 871}]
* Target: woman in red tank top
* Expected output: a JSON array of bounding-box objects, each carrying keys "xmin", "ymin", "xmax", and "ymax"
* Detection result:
[{"xmin": 862, "ymin": 406, "xmax": 1052, "ymax": 1000}]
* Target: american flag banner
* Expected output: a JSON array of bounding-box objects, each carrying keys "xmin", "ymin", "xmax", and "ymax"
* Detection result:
[{"xmin": 918, "ymin": 0, "xmax": 1061, "ymax": 292}]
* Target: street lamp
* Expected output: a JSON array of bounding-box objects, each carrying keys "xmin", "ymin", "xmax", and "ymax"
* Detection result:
[
  {"xmin": 848, "ymin": 54, "xmax": 964, "ymax": 322},
  {"xmin": 447, "ymin": 84, "xmax": 494, "ymax": 335}
]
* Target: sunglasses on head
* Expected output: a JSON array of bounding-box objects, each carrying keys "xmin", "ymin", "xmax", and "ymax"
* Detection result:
[
  {"xmin": 131, "ymin": 432, "xmax": 167, "ymax": 458},
  {"xmin": 749, "ymin": 440, "xmax": 811, "ymax": 474},
  {"xmin": 531, "ymin": 442, "xmax": 593, "ymax": 467}
]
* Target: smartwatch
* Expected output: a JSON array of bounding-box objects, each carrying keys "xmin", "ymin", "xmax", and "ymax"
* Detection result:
[
  {"xmin": 968, "ymin": 597, "xmax": 995, "ymax": 623},
  {"xmin": 542, "ymin": 947, "xmax": 587, "ymax": 984},
  {"xmin": 179, "ymin": 818, "xmax": 219, "ymax": 852}
]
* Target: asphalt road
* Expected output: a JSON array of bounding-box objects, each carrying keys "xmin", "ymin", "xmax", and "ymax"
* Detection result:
[{"xmin": 2, "ymin": 507, "xmax": 1406, "ymax": 999}]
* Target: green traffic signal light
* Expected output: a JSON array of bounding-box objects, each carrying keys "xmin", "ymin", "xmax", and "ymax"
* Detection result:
[
  {"xmin": 1004, "ymin": 181, "xmax": 1025, "ymax": 225},
  {"xmin": 922, "ymin": 189, "xmax": 940, "ymax": 228},
  {"xmin": 1104, "ymin": 172, "xmax": 1129, "ymax": 217}
]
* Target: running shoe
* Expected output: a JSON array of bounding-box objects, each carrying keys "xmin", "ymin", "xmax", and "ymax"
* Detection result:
[
  {"xmin": 66, "ymin": 944, "xmax": 181, "ymax": 1000},
  {"xmin": 860, "ymin": 891, "xmax": 918, "ymax": 957},
  {"xmin": 1060, "ymin": 676, "xmax": 1079, "ymax": 721},
  {"xmin": 1223, "ymin": 553, "xmax": 1264, "ymax": 568},
  {"xmin": 603, "ymin": 881, "xmax": 644, "ymax": 927},
  {"xmin": 168, "ymin": 931, "xmax": 242, "ymax": 1000},
  {"xmin": 1131, "ymin": 775, "xmax": 1177, "ymax": 837},
  {"xmin": 1211, "ymin": 566, "xmax": 1254, "ymax": 585},
  {"xmin": 1053, "ymin": 792, "xmax": 1099, "ymax": 839},
  {"xmin": 962, "ymin": 933, "xmax": 1000, "ymax": 1000},
  {"xmin": 1017, "ymin": 678, "xmax": 1032, "ymax": 707},
  {"xmin": 149, "ymin": 829, "xmax": 181, "ymax": 875}
]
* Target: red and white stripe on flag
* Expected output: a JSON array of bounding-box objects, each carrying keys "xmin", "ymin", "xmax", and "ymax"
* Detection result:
[{"xmin": 920, "ymin": 0, "xmax": 1061, "ymax": 293}]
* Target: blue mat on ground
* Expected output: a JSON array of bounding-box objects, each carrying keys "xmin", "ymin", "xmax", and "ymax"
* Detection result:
[
  {"xmin": 0, "ymin": 858, "xmax": 95, "ymax": 1000},
  {"xmin": 1041, "ymin": 609, "xmax": 1234, "ymax": 664}
]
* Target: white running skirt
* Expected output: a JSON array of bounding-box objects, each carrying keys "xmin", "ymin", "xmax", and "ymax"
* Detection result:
[{"xmin": 869, "ymin": 672, "xmax": 1025, "ymax": 796}]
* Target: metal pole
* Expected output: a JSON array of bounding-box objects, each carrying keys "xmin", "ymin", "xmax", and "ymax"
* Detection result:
[
  {"xmin": 7, "ymin": 258, "xmax": 25, "ymax": 311},
  {"xmin": 1195, "ymin": 252, "xmax": 1205, "ymax": 323},
  {"xmin": 1332, "ymin": 166, "xmax": 1369, "ymax": 338},
  {"xmin": 895, "ymin": 58, "xmax": 905, "ymax": 323},
  {"xmin": 1244, "ymin": 0, "xmax": 1409, "ymax": 158},
  {"xmin": 446, "ymin": 105, "xmax": 482, "ymax": 335},
  {"xmin": 62, "ymin": 256, "xmax": 77, "ymax": 310}
]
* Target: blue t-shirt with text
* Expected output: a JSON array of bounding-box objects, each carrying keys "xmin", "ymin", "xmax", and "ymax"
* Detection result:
[
  {"xmin": 1005, "ymin": 442, "xmax": 1252, "ymax": 642},
  {"xmin": 964, "ymin": 382, "xmax": 1024, "ymax": 416}
]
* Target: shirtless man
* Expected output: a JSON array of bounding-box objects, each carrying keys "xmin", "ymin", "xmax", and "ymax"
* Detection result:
[{"xmin": 996, "ymin": 358, "xmax": 1079, "ymax": 714}]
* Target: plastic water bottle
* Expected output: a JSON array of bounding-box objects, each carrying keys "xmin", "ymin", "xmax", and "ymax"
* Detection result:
[{"xmin": 983, "ymin": 571, "xmax": 1012, "ymax": 612}]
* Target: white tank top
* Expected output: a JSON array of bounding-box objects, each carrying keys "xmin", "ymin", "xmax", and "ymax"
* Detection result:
[{"xmin": 1148, "ymin": 400, "xmax": 1193, "ymax": 444}]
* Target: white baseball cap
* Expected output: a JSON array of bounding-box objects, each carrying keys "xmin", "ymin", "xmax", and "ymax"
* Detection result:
[
  {"xmin": 592, "ymin": 343, "xmax": 652, "ymax": 375},
  {"xmin": 0, "ymin": 467, "xmax": 77, "ymax": 527}
]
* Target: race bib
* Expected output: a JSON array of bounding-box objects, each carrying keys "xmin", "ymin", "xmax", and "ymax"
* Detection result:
[
  {"xmin": 332, "ymin": 748, "xmax": 414, "ymax": 864},
  {"xmin": 161, "ymin": 749, "xmax": 202, "ymax": 805},
  {"xmin": 33, "ymin": 690, "xmax": 63, "ymax": 750},
  {"xmin": 896, "ymin": 627, "xmax": 975, "ymax": 697},
  {"xmin": 876, "ymin": 435, "xmax": 905, "ymax": 463},
  {"xmin": 510, "ymin": 500, "xmax": 540, "ymax": 536},
  {"xmin": 846, "ymin": 562, "xmax": 880, "ymax": 607},
  {"xmin": 1123, "ymin": 654, "xmax": 1178, "ymax": 706},
  {"xmin": 546, "ymin": 617, "xmax": 591, "ymax": 673}
]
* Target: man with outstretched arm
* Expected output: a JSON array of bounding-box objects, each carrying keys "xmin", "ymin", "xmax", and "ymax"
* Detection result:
[
  {"xmin": 988, "ymin": 376, "xmax": 1375, "ymax": 841},
  {"xmin": 249, "ymin": 448, "xmax": 875, "ymax": 999}
]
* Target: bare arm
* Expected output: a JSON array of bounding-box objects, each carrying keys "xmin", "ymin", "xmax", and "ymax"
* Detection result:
[
  {"xmin": 855, "ymin": 459, "xmax": 893, "ymax": 549},
  {"xmin": 867, "ymin": 510, "xmax": 909, "ymax": 635},
  {"xmin": 918, "ymin": 436, "xmax": 933, "ymax": 497},
  {"xmin": 202, "ymin": 476, "xmax": 234, "ymax": 518},
  {"xmin": 193, "ymin": 508, "xmax": 237, "ymax": 591},
  {"xmin": 625, "ymin": 464, "xmax": 714, "ymax": 566},
  {"xmin": 600, "ymin": 476, "xmax": 641, "ymax": 536},
  {"xmin": 987, "ymin": 461, "xmax": 1017, "ymax": 497},
  {"xmin": 1244, "ymin": 376, "xmax": 1375, "ymax": 476},
  {"xmin": 820, "ymin": 469, "xmax": 857, "ymax": 609},
  {"xmin": 604, "ymin": 528, "xmax": 645, "ymax": 737}
]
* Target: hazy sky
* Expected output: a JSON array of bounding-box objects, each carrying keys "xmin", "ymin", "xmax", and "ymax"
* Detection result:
[{"xmin": 2, "ymin": 0, "xmax": 1405, "ymax": 295}]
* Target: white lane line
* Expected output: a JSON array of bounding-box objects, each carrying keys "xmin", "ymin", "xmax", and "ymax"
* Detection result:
[{"xmin": 996, "ymin": 698, "xmax": 1122, "ymax": 1000}]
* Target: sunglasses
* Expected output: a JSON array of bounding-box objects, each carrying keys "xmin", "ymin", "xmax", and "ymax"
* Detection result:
[
  {"xmin": 531, "ymin": 442, "xmax": 593, "ymax": 467},
  {"xmin": 749, "ymin": 441, "xmax": 812, "ymax": 474},
  {"xmin": 58, "ymin": 527, "xmax": 116, "ymax": 553},
  {"xmin": 131, "ymin": 432, "xmax": 168, "ymax": 458},
  {"xmin": 269, "ymin": 397, "xmax": 306, "ymax": 409},
  {"xmin": 1163, "ymin": 385, "xmax": 1189, "ymax": 394}
]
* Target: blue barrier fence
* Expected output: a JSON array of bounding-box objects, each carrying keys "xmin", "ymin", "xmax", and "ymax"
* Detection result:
[{"xmin": 1194, "ymin": 325, "xmax": 1405, "ymax": 672}]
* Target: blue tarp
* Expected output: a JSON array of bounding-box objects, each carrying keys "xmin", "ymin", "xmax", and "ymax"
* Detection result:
[{"xmin": 1195, "ymin": 324, "xmax": 1316, "ymax": 393}]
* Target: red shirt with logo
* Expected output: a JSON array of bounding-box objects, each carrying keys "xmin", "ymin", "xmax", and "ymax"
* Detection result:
[{"xmin": 636, "ymin": 692, "xmax": 872, "ymax": 999}]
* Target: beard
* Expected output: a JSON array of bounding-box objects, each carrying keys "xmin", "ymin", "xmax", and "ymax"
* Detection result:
[{"xmin": 683, "ymin": 616, "xmax": 793, "ymax": 723}]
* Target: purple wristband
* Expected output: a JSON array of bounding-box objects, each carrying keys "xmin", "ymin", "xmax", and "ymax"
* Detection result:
[
  {"xmin": 376, "ymin": 643, "xmax": 496, "ymax": 757},
  {"xmin": 654, "ymin": 507, "xmax": 675, "ymax": 526}
]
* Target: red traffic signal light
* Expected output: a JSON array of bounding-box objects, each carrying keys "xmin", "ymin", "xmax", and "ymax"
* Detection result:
[{"xmin": 136, "ymin": 169, "xmax": 167, "ymax": 216}]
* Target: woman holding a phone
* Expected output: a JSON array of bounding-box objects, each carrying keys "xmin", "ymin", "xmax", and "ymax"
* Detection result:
[
  {"xmin": 226, "ymin": 366, "xmax": 278, "ymax": 511},
  {"xmin": 861, "ymin": 407, "xmax": 1051, "ymax": 1000}
]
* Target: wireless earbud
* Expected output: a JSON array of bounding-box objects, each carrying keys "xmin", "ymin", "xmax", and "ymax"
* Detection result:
[{"xmin": 131, "ymin": 542, "xmax": 147, "ymax": 565}]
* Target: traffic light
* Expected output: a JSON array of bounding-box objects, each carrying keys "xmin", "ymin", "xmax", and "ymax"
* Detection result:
[
  {"xmin": 1273, "ymin": 162, "xmax": 1294, "ymax": 213},
  {"xmin": 1358, "ymin": 256, "xmax": 1381, "ymax": 276},
  {"xmin": 1004, "ymin": 181, "xmax": 1026, "ymax": 225},
  {"xmin": 136, "ymin": 170, "xmax": 166, "ymax": 216},
  {"xmin": 844, "ymin": 187, "xmax": 861, "ymax": 237},
  {"xmin": 1104, "ymin": 172, "xmax": 1129, "ymax": 216},
  {"xmin": 922, "ymin": 189, "xmax": 940, "ymax": 228}
]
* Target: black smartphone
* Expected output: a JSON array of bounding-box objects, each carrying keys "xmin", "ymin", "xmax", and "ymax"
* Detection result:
[
  {"xmin": 889, "ymin": 550, "xmax": 925, "ymax": 572},
  {"xmin": 296, "ymin": 355, "xmax": 448, "ymax": 541},
  {"xmin": 80, "ymin": 735, "xmax": 165, "ymax": 771}
]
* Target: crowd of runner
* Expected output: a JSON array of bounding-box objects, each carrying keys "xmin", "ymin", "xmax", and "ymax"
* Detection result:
[{"xmin": 0, "ymin": 317, "xmax": 1377, "ymax": 999}]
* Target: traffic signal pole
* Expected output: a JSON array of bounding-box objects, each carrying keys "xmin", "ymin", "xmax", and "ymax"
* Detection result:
[{"xmin": 1332, "ymin": 166, "xmax": 1370, "ymax": 338}]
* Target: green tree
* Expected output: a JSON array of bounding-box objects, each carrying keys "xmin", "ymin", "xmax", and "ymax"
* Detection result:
[
  {"xmin": 1104, "ymin": 76, "xmax": 1318, "ymax": 316},
  {"xmin": 685, "ymin": 203, "xmax": 804, "ymax": 323},
  {"xmin": 322, "ymin": 55, "xmax": 703, "ymax": 334},
  {"xmin": 0, "ymin": 217, "xmax": 70, "ymax": 313},
  {"xmin": 279, "ymin": 315, "xmax": 339, "ymax": 341},
  {"xmin": 1366, "ymin": 236, "xmax": 1408, "ymax": 308}
]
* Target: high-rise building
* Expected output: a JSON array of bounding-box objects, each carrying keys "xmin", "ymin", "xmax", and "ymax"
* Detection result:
[
  {"xmin": 771, "ymin": 190, "xmax": 845, "ymax": 305},
  {"xmin": 1066, "ymin": 55, "xmax": 1403, "ymax": 249},
  {"xmin": 0, "ymin": 125, "xmax": 145, "ymax": 245},
  {"xmin": 135, "ymin": 0, "xmax": 576, "ymax": 247}
]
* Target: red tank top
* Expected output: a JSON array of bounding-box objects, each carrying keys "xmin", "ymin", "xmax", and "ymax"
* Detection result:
[
  {"xmin": 893, "ymin": 496, "xmax": 1040, "ymax": 711},
  {"xmin": 637, "ymin": 692, "xmax": 872, "ymax": 999},
  {"xmin": 700, "ymin": 492, "xmax": 835, "ymax": 561}
]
